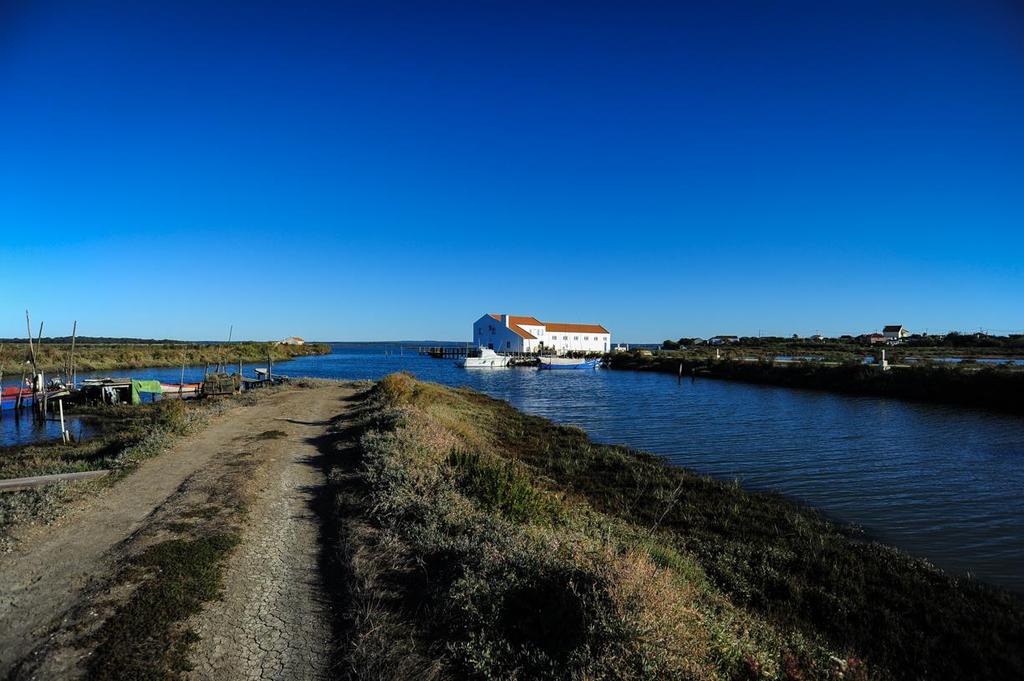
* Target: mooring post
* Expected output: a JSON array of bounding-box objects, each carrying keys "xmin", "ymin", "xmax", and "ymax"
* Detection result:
[{"xmin": 58, "ymin": 399, "xmax": 67, "ymax": 444}]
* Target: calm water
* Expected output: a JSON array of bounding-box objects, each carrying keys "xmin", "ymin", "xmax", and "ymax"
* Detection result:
[{"xmin": 3, "ymin": 343, "xmax": 1022, "ymax": 593}]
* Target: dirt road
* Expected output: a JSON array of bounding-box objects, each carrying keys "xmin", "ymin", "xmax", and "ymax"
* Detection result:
[
  {"xmin": 185, "ymin": 388, "xmax": 351, "ymax": 680},
  {"xmin": 0, "ymin": 385, "xmax": 354, "ymax": 679}
]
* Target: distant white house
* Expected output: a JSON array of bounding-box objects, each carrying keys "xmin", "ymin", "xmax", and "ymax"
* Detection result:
[
  {"xmin": 278, "ymin": 336, "xmax": 305, "ymax": 346},
  {"xmin": 472, "ymin": 314, "xmax": 610, "ymax": 354},
  {"xmin": 709, "ymin": 335, "xmax": 740, "ymax": 346},
  {"xmin": 882, "ymin": 325, "xmax": 910, "ymax": 341}
]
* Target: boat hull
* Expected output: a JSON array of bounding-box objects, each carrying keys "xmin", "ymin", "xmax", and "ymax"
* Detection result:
[
  {"xmin": 538, "ymin": 358, "xmax": 602, "ymax": 370},
  {"xmin": 459, "ymin": 347, "xmax": 511, "ymax": 368},
  {"xmin": 1, "ymin": 388, "xmax": 34, "ymax": 411},
  {"xmin": 459, "ymin": 358, "xmax": 511, "ymax": 368}
]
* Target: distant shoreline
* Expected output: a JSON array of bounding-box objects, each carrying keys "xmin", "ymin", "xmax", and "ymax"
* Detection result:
[
  {"xmin": 607, "ymin": 352, "xmax": 1024, "ymax": 415},
  {"xmin": 0, "ymin": 342, "xmax": 331, "ymax": 375}
]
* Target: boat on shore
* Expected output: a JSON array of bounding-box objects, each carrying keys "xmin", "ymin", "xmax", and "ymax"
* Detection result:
[
  {"xmin": 538, "ymin": 356, "xmax": 602, "ymax": 370},
  {"xmin": 459, "ymin": 348, "xmax": 511, "ymax": 368},
  {"xmin": 159, "ymin": 382, "xmax": 203, "ymax": 399}
]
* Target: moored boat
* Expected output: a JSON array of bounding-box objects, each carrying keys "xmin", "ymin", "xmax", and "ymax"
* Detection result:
[
  {"xmin": 459, "ymin": 348, "xmax": 511, "ymax": 368},
  {"xmin": 537, "ymin": 356, "xmax": 602, "ymax": 370},
  {"xmin": 0, "ymin": 387, "xmax": 34, "ymax": 411}
]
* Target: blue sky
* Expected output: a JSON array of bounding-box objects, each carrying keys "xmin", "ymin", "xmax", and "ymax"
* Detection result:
[{"xmin": 2, "ymin": 1, "xmax": 1022, "ymax": 342}]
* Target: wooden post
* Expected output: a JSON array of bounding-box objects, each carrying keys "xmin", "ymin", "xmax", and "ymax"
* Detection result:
[
  {"xmin": 16, "ymin": 366, "xmax": 26, "ymax": 411},
  {"xmin": 180, "ymin": 363, "xmax": 185, "ymax": 399},
  {"xmin": 25, "ymin": 311, "xmax": 37, "ymax": 371},
  {"xmin": 59, "ymin": 399, "xmax": 67, "ymax": 444},
  {"xmin": 68, "ymin": 320, "xmax": 77, "ymax": 386}
]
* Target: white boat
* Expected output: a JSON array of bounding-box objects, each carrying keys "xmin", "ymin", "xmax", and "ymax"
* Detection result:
[
  {"xmin": 538, "ymin": 356, "xmax": 602, "ymax": 370},
  {"xmin": 459, "ymin": 347, "xmax": 511, "ymax": 368}
]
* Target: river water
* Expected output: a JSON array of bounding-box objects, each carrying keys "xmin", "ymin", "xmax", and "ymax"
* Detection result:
[{"xmin": 3, "ymin": 342, "xmax": 1022, "ymax": 593}]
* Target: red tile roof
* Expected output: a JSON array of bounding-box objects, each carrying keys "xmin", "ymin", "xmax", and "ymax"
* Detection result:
[
  {"xmin": 486, "ymin": 314, "xmax": 537, "ymax": 339},
  {"xmin": 485, "ymin": 314, "xmax": 608, "ymax": 339},
  {"xmin": 509, "ymin": 316, "xmax": 544, "ymax": 328},
  {"xmin": 544, "ymin": 321, "xmax": 609, "ymax": 334}
]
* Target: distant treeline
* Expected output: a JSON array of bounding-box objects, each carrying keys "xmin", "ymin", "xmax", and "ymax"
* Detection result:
[
  {"xmin": 0, "ymin": 336, "xmax": 271, "ymax": 345},
  {"xmin": 662, "ymin": 332, "xmax": 1024, "ymax": 352},
  {"xmin": 607, "ymin": 353, "xmax": 1024, "ymax": 415},
  {"xmin": 0, "ymin": 342, "xmax": 331, "ymax": 374}
]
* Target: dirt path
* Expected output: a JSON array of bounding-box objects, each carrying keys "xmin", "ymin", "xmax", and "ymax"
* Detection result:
[
  {"xmin": 0, "ymin": 385, "xmax": 354, "ymax": 679},
  {"xmin": 186, "ymin": 387, "xmax": 352, "ymax": 680}
]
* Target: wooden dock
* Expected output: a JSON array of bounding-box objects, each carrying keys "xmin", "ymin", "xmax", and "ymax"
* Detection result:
[{"xmin": 419, "ymin": 346, "xmax": 470, "ymax": 359}]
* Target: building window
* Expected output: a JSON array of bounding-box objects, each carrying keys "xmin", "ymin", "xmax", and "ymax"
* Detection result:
[{"xmin": 574, "ymin": 336, "xmax": 579, "ymax": 340}]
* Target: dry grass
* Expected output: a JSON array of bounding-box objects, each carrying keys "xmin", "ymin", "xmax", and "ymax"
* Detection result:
[{"xmin": 329, "ymin": 373, "xmax": 1023, "ymax": 681}]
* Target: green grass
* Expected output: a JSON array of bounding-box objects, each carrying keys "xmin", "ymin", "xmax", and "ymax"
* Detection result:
[
  {"xmin": 86, "ymin": 533, "xmax": 241, "ymax": 680},
  {"xmin": 335, "ymin": 373, "xmax": 1023, "ymax": 680}
]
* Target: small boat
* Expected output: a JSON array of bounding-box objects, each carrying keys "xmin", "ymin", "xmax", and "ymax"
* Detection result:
[
  {"xmin": 159, "ymin": 382, "xmax": 203, "ymax": 399},
  {"xmin": 459, "ymin": 347, "xmax": 511, "ymax": 368},
  {"xmin": 538, "ymin": 356, "xmax": 602, "ymax": 370},
  {"xmin": 1, "ymin": 387, "xmax": 34, "ymax": 411}
]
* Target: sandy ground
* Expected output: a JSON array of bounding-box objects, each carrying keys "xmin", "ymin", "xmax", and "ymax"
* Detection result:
[
  {"xmin": 185, "ymin": 387, "xmax": 353, "ymax": 680},
  {"xmin": 0, "ymin": 385, "xmax": 355, "ymax": 679}
]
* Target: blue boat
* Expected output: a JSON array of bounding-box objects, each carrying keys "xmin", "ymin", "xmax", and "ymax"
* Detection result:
[{"xmin": 537, "ymin": 357, "xmax": 602, "ymax": 370}]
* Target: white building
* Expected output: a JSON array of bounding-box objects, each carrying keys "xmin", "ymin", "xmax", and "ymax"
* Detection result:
[
  {"xmin": 472, "ymin": 314, "xmax": 611, "ymax": 354},
  {"xmin": 882, "ymin": 325, "xmax": 910, "ymax": 341}
]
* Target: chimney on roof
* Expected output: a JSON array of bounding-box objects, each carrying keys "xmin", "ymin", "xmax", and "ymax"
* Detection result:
[{"xmin": 501, "ymin": 314, "xmax": 510, "ymax": 327}]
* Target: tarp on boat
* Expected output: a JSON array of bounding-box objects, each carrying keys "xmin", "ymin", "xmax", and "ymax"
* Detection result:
[{"xmin": 130, "ymin": 379, "xmax": 163, "ymax": 404}]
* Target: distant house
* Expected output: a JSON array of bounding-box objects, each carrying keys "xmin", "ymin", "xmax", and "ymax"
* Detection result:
[
  {"xmin": 278, "ymin": 336, "xmax": 305, "ymax": 346},
  {"xmin": 811, "ymin": 334, "xmax": 826, "ymax": 341},
  {"xmin": 709, "ymin": 335, "xmax": 739, "ymax": 346},
  {"xmin": 882, "ymin": 325, "xmax": 910, "ymax": 341},
  {"xmin": 472, "ymin": 314, "xmax": 610, "ymax": 354},
  {"xmin": 861, "ymin": 333, "xmax": 886, "ymax": 344}
]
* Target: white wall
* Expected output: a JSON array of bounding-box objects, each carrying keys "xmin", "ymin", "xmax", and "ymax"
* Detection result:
[
  {"xmin": 473, "ymin": 315, "xmax": 527, "ymax": 352},
  {"xmin": 545, "ymin": 331, "xmax": 610, "ymax": 354},
  {"xmin": 472, "ymin": 315, "xmax": 611, "ymax": 354}
]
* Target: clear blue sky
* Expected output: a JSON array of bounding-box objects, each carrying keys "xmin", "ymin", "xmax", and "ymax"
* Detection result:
[{"xmin": 2, "ymin": 1, "xmax": 1022, "ymax": 342}]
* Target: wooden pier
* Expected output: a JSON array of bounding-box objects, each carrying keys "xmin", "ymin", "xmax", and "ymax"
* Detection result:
[{"xmin": 419, "ymin": 346, "xmax": 470, "ymax": 359}]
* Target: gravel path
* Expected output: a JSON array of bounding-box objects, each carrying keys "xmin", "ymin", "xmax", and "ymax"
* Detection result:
[
  {"xmin": 0, "ymin": 385, "xmax": 354, "ymax": 679},
  {"xmin": 0, "ymin": 396, "xmax": 261, "ymax": 677},
  {"xmin": 186, "ymin": 387, "xmax": 351, "ymax": 680}
]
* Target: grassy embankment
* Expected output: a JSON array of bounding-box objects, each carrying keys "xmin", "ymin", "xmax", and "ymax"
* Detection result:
[
  {"xmin": 0, "ymin": 341, "xmax": 331, "ymax": 374},
  {"xmin": 606, "ymin": 352, "xmax": 1024, "ymax": 415},
  {"xmin": 330, "ymin": 374, "xmax": 1022, "ymax": 680}
]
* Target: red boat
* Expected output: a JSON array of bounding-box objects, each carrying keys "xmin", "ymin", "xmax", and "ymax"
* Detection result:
[{"xmin": 1, "ymin": 387, "xmax": 35, "ymax": 411}]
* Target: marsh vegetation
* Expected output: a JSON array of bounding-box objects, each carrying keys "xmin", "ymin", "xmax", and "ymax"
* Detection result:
[{"xmin": 329, "ymin": 374, "xmax": 1023, "ymax": 680}]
